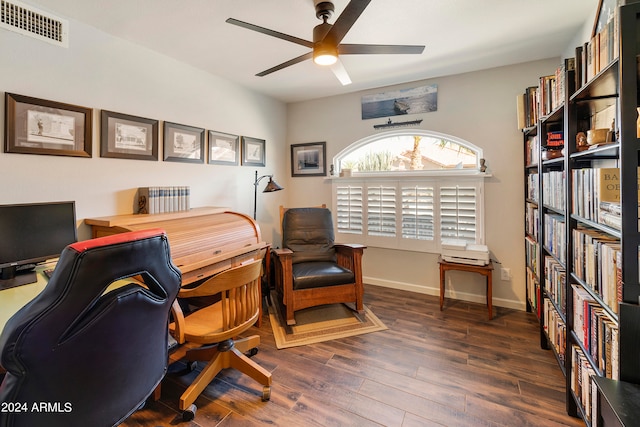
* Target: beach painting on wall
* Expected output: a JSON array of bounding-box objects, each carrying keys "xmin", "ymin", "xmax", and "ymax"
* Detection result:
[{"xmin": 361, "ymin": 84, "xmax": 437, "ymax": 120}]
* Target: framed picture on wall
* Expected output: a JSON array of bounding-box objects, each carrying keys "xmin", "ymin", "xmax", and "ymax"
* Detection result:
[
  {"xmin": 241, "ymin": 136, "xmax": 266, "ymax": 167},
  {"xmin": 163, "ymin": 121, "xmax": 204, "ymax": 163},
  {"xmin": 100, "ymin": 110, "xmax": 158, "ymax": 161},
  {"xmin": 5, "ymin": 93, "xmax": 92, "ymax": 158},
  {"xmin": 291, "ymin": 142, "xmax": 326, "ymax": 177},
  {"xmin": 208, "ymin": 130, "xmax": 239, "ymax": 165}
]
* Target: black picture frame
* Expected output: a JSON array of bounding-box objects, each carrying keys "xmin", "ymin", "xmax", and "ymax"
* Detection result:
[
  {"xmin": 163, "ymin": 121, "xmax": 204, "ymax": 163},
  {"xmin": 101, "ymin": 110, "xmax": 158, "ymax": 161},
  {"xmin": 4, "ymin": 93, "xmax": 92, "ymax": 158},
  {"xmin": 208, "ymin": 130, "xmax": 239, "ymax": 165},
  {"xmin": 291, "ymin": 142, "xmax": 327, "ymax": 177},
  {"xmin": 241, "ymin": 136, "xmax": 266, "ymax": 167}
]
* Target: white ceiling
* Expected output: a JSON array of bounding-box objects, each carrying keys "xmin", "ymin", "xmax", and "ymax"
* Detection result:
[{"xmin": 27, "ymin": 0, "xmax": 598, "ymax": 103}]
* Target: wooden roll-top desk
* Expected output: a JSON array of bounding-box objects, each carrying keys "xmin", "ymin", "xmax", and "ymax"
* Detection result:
[{"xmin": 84, "ymin": 207, "xmax": 268, "ymax": 287}]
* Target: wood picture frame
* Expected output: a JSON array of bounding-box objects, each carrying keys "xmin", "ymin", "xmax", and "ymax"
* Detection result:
[
  {"xmin": 101, "ymin": 110, "xmax": 158, "ymax": 161},
  {"xmin": 163, "ymin": 121, "xmax": 204, "ymax": 163},
  {"xmin": 4, "ymin": 93, "xmax": 92, "ymax": 158},
  {"xmin": 241, "ymin": 136, "xmax": 265, "ymax": 167},
  {"xmin": 291, "ymin": 142, "xmax": 326, "ymax": 177},
  {"xmin": 208, "ymin": 130, "xmax": 239, "ymax": 165}
]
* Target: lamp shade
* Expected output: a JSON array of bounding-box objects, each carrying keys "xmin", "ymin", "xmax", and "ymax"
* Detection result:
[
  {"xmin": 263, "ymin": 178, "xmax": 283, "ymax": 193},
  {"xmin": 253, "ymin": 171, "xmax": 284, "ymax": 220}
]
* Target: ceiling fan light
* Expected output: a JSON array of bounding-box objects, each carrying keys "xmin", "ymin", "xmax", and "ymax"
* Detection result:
[
  {"xmin": 313, "ymin": 43, "xmax": 338, "ymax": 66},
  {"xmin": 314, "ymin": 53, "xmax": 337, "ymax": 65}
]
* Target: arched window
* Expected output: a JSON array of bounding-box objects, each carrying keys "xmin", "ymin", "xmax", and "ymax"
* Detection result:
[
  {"xmin": 332, "ymin": 129, "xmax": 486, "ymax": 253},
  {"xmin": 335, "ymin": 129, "xmax": 483, "ymax": 174}
]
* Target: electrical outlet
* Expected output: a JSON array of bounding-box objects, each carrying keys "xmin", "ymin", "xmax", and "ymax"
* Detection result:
[{"xmin": 501, "ymin": 268, "xmax": 511, "ymax": 281}]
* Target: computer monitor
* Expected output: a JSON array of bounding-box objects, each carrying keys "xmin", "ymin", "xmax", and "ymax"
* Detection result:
[{"xmin": 0, "ymin": 201, "xmax": 77, "ymax": 290}]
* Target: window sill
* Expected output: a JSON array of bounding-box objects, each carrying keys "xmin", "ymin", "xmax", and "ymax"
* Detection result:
[{"xmin": 325, "ymin": 170, "xmax": 492, "ymax": 180}]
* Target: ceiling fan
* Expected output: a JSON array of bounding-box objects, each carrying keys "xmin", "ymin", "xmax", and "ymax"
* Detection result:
[{"xmin": 226, "ymin": 0, "xmax": 425, "ymax": 85}]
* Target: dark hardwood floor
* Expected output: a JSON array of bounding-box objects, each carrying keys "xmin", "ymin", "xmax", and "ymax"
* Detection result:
[{"xmin": 121, "ymin": 285, "xmax": 585, "ymax": 427}]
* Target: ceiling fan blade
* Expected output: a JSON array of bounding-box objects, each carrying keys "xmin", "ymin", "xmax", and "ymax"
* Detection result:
[
  {"xmin": 323, "ymin": 0, "xmax": 371, "ymax": 46},
  {"xmin": 330, "ymin": 59, "xmax": 352, "ymax": 86},
  {"xmin": 255, "ymin": 52, "xmax": 314, "ymax": 77},
  {"xmin": 226, "ymin": 18, "xmax": 313, "ymax": 48},
  {"xmin": 339, "ymin": 44, "xmax": 425, "ymax": 55}
]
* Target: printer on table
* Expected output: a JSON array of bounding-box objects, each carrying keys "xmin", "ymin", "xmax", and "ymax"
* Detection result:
[{"xmin": 441, "ymin": 239, "xmax": 490, "ymax": 266}]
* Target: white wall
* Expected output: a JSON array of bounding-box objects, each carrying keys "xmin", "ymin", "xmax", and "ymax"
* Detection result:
[
  {"xmin": 0, "ymin": 8, "xmax": 579, "ymax": 311},
  {"xmin": 0, "ymin": 18, "xmax": 287, "ymax": 241},
  {"xmin": 285, "ymin": 58, "xmax": 559, "ymax": 310}
]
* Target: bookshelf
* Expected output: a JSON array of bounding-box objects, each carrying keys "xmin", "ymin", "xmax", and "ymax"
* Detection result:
[{"xmin": 520, "ymin": 3, "xmax": 640, "ymax": 424}]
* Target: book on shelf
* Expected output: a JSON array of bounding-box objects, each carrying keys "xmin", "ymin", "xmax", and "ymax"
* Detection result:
[
  {"xmin": 538, "ymin": 74, "xmax": 555, "ymax": 117},
  {"xmin": 572, "ymin": 227, "xmax": 621, "ymax": 313},
  {"xmin": 545, "ymin": 255, "xmax": 567, "ymax": 314},
  {"xmin": 575, "ymin": 7, "xmax": 619, "ymax": 85},
  {"xmin": 572, "ymin": 345, "xmax": 597, "ymax": 421},
  {"xmin": 136, "ymin": 186, "xmax": 191, "ymax": 214},
  {"xmin": 525, "ymin": 135, "xmax": 540, "ymax": 166},
  {"xmin": 575, "ymin": 45, "xmax": 583, "ymax": 90},
  {"xmin": 516, "ymin": 93, "xmax": 526, "ymax": 130},
  {"xmin": 572, "ymin": 167, "xmax": 623, "ymax": 226},
  {"xmin": 597, "ymin": 168, "xmax": 620, "ymax": 203},
  {"xmin": 525, "ymin": 202, "xmax": 539, "ymax": 236},
  {"xmin": 526, "ymin": 86, "xmax": 538, "ymax": 127},
  {"xmin": 543, "ymin": 298, "xmax": 566, "ymax": 363},
  {"xmin": 526, "ymin": 172, "xmax": 539, "ymax": 200},
  {"xmin": 599, "ymin": 210, "xmax": 621, "ymax": 230},
  {"xmin": 545, "ymin": 130, "xmax": 564, "ymax": 150}
]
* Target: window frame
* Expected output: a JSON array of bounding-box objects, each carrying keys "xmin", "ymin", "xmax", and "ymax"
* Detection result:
[
  {"xmin": 331, "ymin": 129, "xmax": 488, "ymax": 254},
  {"xmin": 334, "ymin": 128, "xmax": 484, "ymax": 176}
]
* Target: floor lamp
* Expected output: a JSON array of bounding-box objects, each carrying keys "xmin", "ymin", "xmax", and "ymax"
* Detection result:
[{"xmin": 253, "ymin": 170, "xmax": 283, "ymax": 220}]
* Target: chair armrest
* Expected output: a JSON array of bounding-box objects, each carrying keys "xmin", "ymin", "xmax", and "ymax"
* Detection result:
[
  {"xmin": 335, "ymin": 243, "xmax": 365, "ymax": 275},
  {"xmin": 169, "ymin": 299, "xmax": 186, "ymax": 344},
  {"xmin": 335, "ymin": 243, "xmax": 366, "ymax": 251},
  {"xmin": 272, "ymin": 247, "xmax": 293, "ymax": 257},
  {"xmin": 335, "ymin": 243, "xmax": 366, "ymax": 259}
]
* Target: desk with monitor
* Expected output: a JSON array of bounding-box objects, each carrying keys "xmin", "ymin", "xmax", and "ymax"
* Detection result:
[{"xmin": 0, "ymin": 263, "xmax": 54, "ymax": 334}]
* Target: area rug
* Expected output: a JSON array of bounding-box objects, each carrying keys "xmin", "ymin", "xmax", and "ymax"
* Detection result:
[{"xmin": 268, "ymin": 293, "xmax": 387, "ymax": 349}]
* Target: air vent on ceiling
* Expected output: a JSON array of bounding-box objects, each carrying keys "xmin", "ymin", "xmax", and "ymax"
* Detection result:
[{"xmin": 1, "ymin": 0, "xmax": 68, "ymax": 47}]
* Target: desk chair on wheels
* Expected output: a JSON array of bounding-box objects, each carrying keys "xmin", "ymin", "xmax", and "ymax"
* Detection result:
[
  {"xmin": 169, "ymin": 258, "xmax": 271, "ymax": 421},
  {"xmin": 0, "ymin": 229, "xmax": 181, "ymax": 427}
]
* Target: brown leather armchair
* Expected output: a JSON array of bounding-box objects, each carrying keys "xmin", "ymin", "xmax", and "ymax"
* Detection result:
[
  {"xmin": 272, "ymin": 207, "xmax": 365, "ymax": 325},
  {"xmin": 0, "ymin": 229, "xmax": 181, "ymax": 427}
]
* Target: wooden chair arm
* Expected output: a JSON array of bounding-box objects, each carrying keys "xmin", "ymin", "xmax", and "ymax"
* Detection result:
[
  {"xmin": 335, "ymin": 243, "xmax": 365, "ymax": 277},
  {"xmin": 335, "ymin": 243, "xmax": 366, "ymax": 251},
  {"xmin": 272, "ymin": 247, "xmax": 293, "ymax": 257},
  {"xmin": 170, "ymin": 299, "xmax": 186, "ymax": 344}
]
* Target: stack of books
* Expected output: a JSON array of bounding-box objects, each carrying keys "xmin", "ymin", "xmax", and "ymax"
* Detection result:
[{"xmin": 136, "ymin": 186, "xmax": 190, "ymax": 214}]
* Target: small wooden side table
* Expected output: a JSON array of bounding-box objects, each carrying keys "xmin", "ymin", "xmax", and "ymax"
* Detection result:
[{"xmin": 438, "ymin": 256, "xmax": 494, "ymax": 320}]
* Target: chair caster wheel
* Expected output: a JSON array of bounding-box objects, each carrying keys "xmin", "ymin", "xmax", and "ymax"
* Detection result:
[
  {"xmin": 262, "ymin": 386, "xmax": 271, "ymax": 401},
  {"xmin": 186, "ymin": 360, "xmax": 197, "ymax": 372},
  {"xmin": 182, "ymin": 404, "xmax": 197, "ymax": 421},
  {"xmin": 248, "ymin": 347, "xmax": 258, "ymax": 357}
]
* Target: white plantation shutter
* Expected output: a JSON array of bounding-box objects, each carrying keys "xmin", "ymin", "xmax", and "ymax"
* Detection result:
[
  {"xmin": 335, "ymin": 184, "xmax": 363, "ymax": 234},
  {"xmin": 401, "ymin": 185, "xmax": 434, "ymax": 241},
  {"xmin": 334, "ymin": 179, "xmax": 483, "ymax": 252},
  {"xmin": 367, "ymin": 185, "xmax": 396, "ymax": 237},
  {"xmin": 440, "ymin": 185, "xmax": 477, "ymax": 243}
]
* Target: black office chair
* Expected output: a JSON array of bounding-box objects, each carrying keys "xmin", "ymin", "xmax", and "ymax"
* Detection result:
[{"xmin": 0, "ymin": 228, "xmax": 181, "ymax": 427}]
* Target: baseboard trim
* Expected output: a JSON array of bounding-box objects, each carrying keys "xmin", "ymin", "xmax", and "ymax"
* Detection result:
[{"xmin": 363, "ymin": 276, "xmax": 526, "ymax": 311}]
